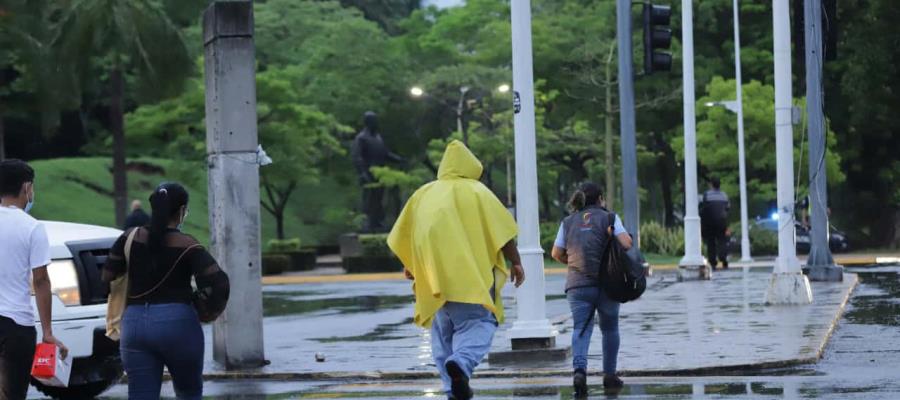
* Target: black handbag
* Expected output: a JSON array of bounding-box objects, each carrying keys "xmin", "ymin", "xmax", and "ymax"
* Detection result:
[{"xmin": 600, "ymin": 213, "xmax": 647, "ymax": 303}]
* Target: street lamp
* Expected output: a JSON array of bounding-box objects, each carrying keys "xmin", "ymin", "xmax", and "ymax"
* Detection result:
[
  {"xmin": 705, "ymin": 99, "xmax": 753, "ymax": 264},
  {"xmin": 410, "ymin": 86, "xmax": 425, "ymax": 97},
  {"xmin": 497, "ymin": 83, "xmax": 511, "ymax": 94}
]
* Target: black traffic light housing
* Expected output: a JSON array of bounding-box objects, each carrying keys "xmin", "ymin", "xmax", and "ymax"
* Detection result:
[{"xmin": 643, "ymin": 3, "xmax": 673, "ymax": 74}]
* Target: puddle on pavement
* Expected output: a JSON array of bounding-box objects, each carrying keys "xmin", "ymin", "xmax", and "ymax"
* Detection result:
[
  {"xmin": 312, "ymin": 317, "xmax": 416, "ymax": 343},
  {"xmin": 263, "ymin": 294, "xmax": 414, "ymax": 317},
  {"xmin": 843, "ymin": 269, "xmax": 900, "ymax": 326}
]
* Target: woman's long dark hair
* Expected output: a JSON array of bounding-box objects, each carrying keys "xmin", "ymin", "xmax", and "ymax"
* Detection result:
[
  {"xmin": 148, "ymin": 182, "xmax": 189, "ymax": 265},
  {"xmin": 568, "ymin": 182, "xmax": 602, "ymax": 212}
]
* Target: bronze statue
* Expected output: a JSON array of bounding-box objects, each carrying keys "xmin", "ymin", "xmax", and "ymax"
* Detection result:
[{"xmin": 351, "ymin": 111, "xmax": 403, "ymax": 232}]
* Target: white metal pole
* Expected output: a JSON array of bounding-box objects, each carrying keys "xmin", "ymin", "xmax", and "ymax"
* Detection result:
[
  {"xmin": 765, "ymin": 0, "xmax": 812, "ymax": 305},
  {"xmin": 508, "ymin": 0, "xmax": 555, "ymax": 344},
  {"xmin": 733, "ymin": 0, "xmax": 753, "ymax": 263},
  {"xmin": 678, "ymin": 0, "xmax": 708, "ymax": 279}
]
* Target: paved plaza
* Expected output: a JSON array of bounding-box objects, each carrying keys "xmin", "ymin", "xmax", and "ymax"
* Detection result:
[{"xmin": 199, "ymin": 267, "xmax": 857, "ymax": 378}]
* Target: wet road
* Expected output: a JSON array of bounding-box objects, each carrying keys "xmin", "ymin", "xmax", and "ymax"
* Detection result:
[{"xmin": 34, "ymin": 265, "xmax": 900, "ymax": 399}]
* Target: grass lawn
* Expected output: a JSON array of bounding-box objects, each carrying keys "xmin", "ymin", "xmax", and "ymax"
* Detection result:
[{"xmin": 29, "ymin": 157, "xmax": 358, "ymax": 247}]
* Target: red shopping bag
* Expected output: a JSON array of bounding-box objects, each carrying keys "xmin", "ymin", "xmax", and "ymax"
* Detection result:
[{"xmin": 31, "ymin": 343, "xmax": 71, "ymax": 387}]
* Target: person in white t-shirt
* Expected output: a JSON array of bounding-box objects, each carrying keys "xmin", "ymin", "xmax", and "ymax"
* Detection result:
[{"xmin": 0, "ymin": 159, "xmax": 67, "ymax": 399}]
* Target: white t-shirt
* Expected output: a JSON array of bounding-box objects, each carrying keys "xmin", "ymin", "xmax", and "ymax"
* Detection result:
[{"xmin": 0, "ymin": 206, "xmax": 51, "ymax": 327}]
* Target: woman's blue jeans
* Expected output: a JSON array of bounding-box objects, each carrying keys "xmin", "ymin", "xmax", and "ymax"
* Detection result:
[
  {"xmin": 121, "ymin": 303, "xmax": 204, "ymax": 400},
  {"xmin": 567, "ymin": 286, "xmax": 620, "ymax": 375}
]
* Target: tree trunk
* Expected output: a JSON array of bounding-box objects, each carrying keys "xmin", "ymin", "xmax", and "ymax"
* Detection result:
[
  {"xmin": 0, "ymin": 111, "xmax": 6, "ymax": 161},
  {"xmin": 275, "ymin": 206, "xmax": 285, "ymax": 240},
  {"xmin": 110, "ymin": 68, "xmax": 128, "ymax": 227},
  {"xmin": 653, "ymin": 131, "xmax": 676, "ymax": 226},
  {"xmin": 605, "ymin": 44, "xmax": 616, "ymax": 209}
]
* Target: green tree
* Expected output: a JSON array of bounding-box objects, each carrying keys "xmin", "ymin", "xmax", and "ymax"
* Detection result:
[
  {"xmin": 0, "ymin": 0, "xmax": 75, "ymax": 160},
  {"xmin": 827, "ymin": 0, "xmax": 900, "ymax": 246},
  {"xmin": 682, "ymin": 77, "xmax": 844, "ymax": 216},
  {"xmin": 54, "ymin": 0, "xmax": 192, "ymax": 226},
  {"xmin": 254, "ymin": 0, "xmax": 406, "ymax": 127},
  {"xmin": 256, "ymin": 67, "xmax": 350, "ymax": 239}
]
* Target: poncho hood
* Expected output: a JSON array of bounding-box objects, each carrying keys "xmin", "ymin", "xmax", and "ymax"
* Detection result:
[{"xmin": 437, "ymin": 140, "xmax": 484, "ymax": 180}]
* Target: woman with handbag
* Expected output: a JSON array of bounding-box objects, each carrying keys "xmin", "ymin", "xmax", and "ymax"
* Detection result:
[
  {"xmin": 102, "ymin": 183, "xmax": 230, "ymax": 400},
  {"xmin": 550, "ymin": 182, "xmax": 632, "ymax": 397}
]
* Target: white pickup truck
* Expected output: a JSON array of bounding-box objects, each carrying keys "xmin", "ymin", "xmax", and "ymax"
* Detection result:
[{"xmin": 30, "ymin": 221, "xmax": 124, "ymax": 399}]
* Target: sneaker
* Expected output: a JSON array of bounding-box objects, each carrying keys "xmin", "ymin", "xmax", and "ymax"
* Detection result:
[
  {"xmin": 446, "ymin": 361, "xmax": 473, "ymax": 400},
  {"xmin": 603, "ymin": 374, "xmax": 624, "ymax": 390},
  {"xmin": 573, "ymin": 368, "xmax": 588, "ymax": 397}
]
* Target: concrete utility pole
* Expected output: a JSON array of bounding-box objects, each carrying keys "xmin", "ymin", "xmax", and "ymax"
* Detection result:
[
  {"xmin": 677, "ymin": 0, "xmax": 709, "ymax": 280},
  {"xmin": 804, "ymin": 0, "xmax": 842, "ymax": 281},
  {"xmin": 732, "ymin": 0, "xmax": 753, "ymax": 264},
  {"xmin": 765, "ymin": 0, "xmax": 813, "ymax": 305},
  {"xmin": 616, "ymin": 0, "xmax": 640, "ymax": 245},
  {"xmin": 203, "ymin": 1, "xmax": 267, "ymax": 368},
  {"xmin": 508, "ymin": 0, "xmax": 556, "ymax": 349}
]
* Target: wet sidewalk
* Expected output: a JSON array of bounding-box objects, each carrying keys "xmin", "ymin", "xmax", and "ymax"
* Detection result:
[{"xmin": 199, "ymin": 267, "xmax": 857, "ymax": 380}]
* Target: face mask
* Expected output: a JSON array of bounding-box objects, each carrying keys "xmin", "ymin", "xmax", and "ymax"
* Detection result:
[
  {"xmin": 24, "ymin": 188, "xmax": 34, "ymax": 214},
  {"xmin": 177, "ymin": 209, "xmax": 188, "ymax": 230}
]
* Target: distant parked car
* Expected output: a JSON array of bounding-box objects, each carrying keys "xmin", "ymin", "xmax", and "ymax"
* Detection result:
[{"xmin": 752, "ymin": 217, "xmax": 850, "ymax": 254}]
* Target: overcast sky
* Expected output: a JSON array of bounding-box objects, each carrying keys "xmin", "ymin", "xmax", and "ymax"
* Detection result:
[{"xmin": 422, "ymin": 0, "xmax": 464, "ymax": 9}]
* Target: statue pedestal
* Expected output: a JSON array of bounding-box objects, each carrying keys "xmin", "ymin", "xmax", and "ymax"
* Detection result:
[{"xmin": 338, "ymin": 233, "xmax": 362, "ymax": 259}]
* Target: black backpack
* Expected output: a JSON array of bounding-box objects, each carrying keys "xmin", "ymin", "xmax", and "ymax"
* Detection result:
[{"xmin": 600, "ymin": 213, "xmax": 647, "ymax": 303}]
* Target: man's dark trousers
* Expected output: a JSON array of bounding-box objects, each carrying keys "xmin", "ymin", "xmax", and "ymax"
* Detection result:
[
  {"xmin": 0, "ymin": 316, "xmax": 37, "ymax": 400},
  {"xmin": 702, "ymin": 223, "xmax": 728, "ymax": 268}
]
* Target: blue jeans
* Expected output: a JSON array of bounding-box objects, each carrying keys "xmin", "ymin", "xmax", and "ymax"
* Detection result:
[
  {"xmin": 567, "ymin": 286, "xmax": 620, "ymax": 374},
  {"xmin": 121, "ymin": 303, "xmax": 204, "ymax": 400},
  {"xmin": 431, "ymin": 302, "xmax": 498, "ymax": 395}
]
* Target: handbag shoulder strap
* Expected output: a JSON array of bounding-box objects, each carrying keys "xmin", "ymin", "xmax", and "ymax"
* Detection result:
[
  {"xmin": 129, "ymin": 242, "xmax": 202, "ymax": 300},
  {"xmin": 124, "ymin": 227, "xmax": 139, "ymax": 267}
]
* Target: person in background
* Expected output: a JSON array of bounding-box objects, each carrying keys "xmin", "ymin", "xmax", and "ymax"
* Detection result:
[
  {"xmin": 123, "ymin": 199, "xmax": 151, "ymax": 230},
  {"xmin": 0, "ymin": 159, "xmax": 68, "ymax": 400},
  {"xmin": 700, "ymin": 177, "xmax": 731, "ymax": 269},
  {"xmin": 102, "ymin": 183, "xmax": 229, "ymax": 400},
  {"xmin": 388, "ymin": 140, "xmax": 525, "ymax": 400},
  {"xmin": 551, "ymin": 182, "xmax": 632, "ymax": 397}
]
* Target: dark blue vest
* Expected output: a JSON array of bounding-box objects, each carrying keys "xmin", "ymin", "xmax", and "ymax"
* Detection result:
[{"xmin": 562, "ymin": 206, "xmax": 613, "ymax": 291}]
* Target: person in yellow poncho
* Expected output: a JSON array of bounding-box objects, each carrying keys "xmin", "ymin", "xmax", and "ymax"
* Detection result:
[{"xmin": 388, "ymin": 140, "xmax": 525, "ymax": 400}]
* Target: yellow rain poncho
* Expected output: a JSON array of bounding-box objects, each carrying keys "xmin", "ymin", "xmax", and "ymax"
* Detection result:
[{"xmin": 387, "ymin": 140, "xmax": 518, "ymax": 327}]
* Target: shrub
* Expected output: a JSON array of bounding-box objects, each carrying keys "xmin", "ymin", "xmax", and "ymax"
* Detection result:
[
  {"xmin": 359, "ymin": 234, "xmax": 392, "ymax": 257},
  {"xmin": 640, "ymin": 221, "xmax": 685, "ymax": 256},
  {"xmin": 540, "ymin": 221, "xmax": 561, "ymax": 254},
  {"xmin": 343, "ymin": 256, "xmax": 404, "ymax": 273},
  {"xmin": 262, "ymin": 254, "xmax": 290, "ymax": 276},
  {"xmin": 749, "ymin": 225, "xmax": 778, "ymax": 255},
  {"xmin": 267, "ymin": 238, "xmax": 302, "ymax": 253}
]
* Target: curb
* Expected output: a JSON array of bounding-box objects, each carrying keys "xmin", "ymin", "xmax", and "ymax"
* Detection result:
[
  {"xmin": 195, "ymin": 358, "xmax": 821, "ymax": 382},
  {"xmin": 260, "ymin": 255, "xmax": 897, "ymax": 285}
]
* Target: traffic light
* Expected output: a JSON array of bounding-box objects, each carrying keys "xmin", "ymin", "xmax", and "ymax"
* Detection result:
[{"xmin": 643, "ymin": 3, "xmax": 673, "ymax": 74}]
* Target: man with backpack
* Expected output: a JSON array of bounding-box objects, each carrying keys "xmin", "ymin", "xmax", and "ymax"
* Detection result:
[
  {"xmin": 700, "ymin": 177, "xmax": 731, "ymax": 270},
  {"xmin": 0, "ymin": 159, "xmax": 67, "ymax": 399}
]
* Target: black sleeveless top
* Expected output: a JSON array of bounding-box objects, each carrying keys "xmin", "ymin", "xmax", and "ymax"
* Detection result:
[{"xmin": 104, "ymin": 227, "xmax": 229, "ymax": 308}]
